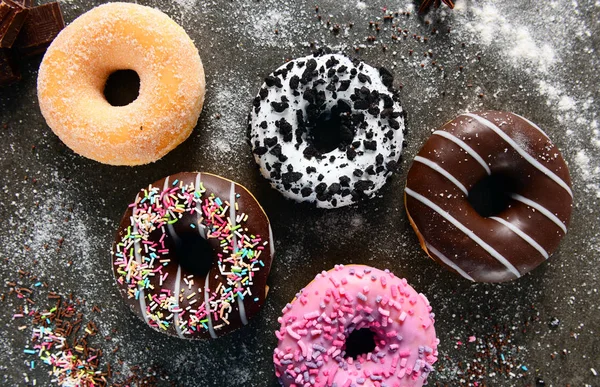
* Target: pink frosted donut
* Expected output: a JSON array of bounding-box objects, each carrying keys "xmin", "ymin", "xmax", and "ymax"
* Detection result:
[{"xmin": 274, "ymin": 265, "xmax": 439, "ymax": 387}]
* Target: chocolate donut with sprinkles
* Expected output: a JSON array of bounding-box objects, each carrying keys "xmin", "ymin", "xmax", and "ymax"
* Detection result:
[
  {"xmin": 405, "ymin": 111, "xmax": 573, "ymax": 283},
  {"xmin": 249, "ymin": 49, "xmax": 406, "ymax": 208},
  {"xmin": 274, "ymin": 265, "xmax": 439, "ymax": 387},
  {"xmin": 111, "ymin": 172, "xmax": 275, "ymax": 339}
]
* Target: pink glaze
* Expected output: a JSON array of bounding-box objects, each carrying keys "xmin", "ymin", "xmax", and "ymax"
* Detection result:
[{"xmin": 274, "ymin": 265, "xmax": 439, "ymax": 387}]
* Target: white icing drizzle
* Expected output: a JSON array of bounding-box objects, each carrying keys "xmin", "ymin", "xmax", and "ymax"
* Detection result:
[
  {"xmin": 414, "ymin": 155, "xmax": 469, "ymax": 196},
  {"xmin": 172, "ymin": 265, "xmax": 185, "ymax": 338},
  {"xmin": 425, "ymin": 242, "xmax": 475, "ymax": 282},
  {"xmin": 433, "ymin": 130, "xmax": 491, "ymax": 175},
  {"xmin": 489, "ymin": 217, "xmax": 549, "ymax": 259},
  {"xmin": 463, "ymin": 113, "xmax": 573, "ymax": 198},
  {"xmin": 268, "ymin": 224, "xmax": 275, "ymax": 258},
  {"xmin": 513, "ymin": 113, "xmax": 551, "ymax": 140},
  {"xmin": 230, "ymin": 181, "xmax": 248, "ymax": 325},
  {"xmin": 405, "ymin": 187, "xmax": 521, "ymax": 278},
  {"xmin": 163, "ymin": 176, "xmax": 185, "ymax": 337},
  {"xmin": 511, "ymin": 193, "xmax": 568, "ymax": 234},
  {"xmin": 203, "ymin": 275, "xmax": 218, "ymax": 339},
  {"xmin": 195, "ymin": 172, "xmax": 218, "ymax": 339}
]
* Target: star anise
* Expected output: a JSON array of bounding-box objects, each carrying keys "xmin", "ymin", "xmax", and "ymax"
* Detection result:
[{"xmin": 418, "ymin": 0, "xmax": 455, "ymax": 14}]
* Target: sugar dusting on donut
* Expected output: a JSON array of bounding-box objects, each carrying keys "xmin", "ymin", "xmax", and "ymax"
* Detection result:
[
  {"xmin": 405, "ymin": 111, "xmax": 573, "ymax": 282},
  {"xmin": 111, "ymin": 172, "xmax": 274, "ymax": 339},
  {"xmin": 38, "ymin": 3, "xmax": 205, "ymax": 165},
  {"xmin": 249, "ymin": 49, "xmax": 406, "ymax": 208},
  {"xmin": 274, "ymin": 265, "xmax": 438, "ymax": 387}
]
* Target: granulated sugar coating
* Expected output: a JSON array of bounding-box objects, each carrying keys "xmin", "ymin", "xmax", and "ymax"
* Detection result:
[{"xmin": 0, "ymin": 0, "xmax": 598, "ymax": 386}]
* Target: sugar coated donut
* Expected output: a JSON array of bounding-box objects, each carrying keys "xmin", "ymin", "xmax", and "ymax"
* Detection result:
[
  {"xmin": 405, "ymin": 111, "xmax": 573, "ymax": 283},
  {"xmin": 38, "ymin": 3, "xmax": 205, "ymax": 165},
  {"xmin": 249, "ymin": 49, "xmax": 406, "ymax": 209},
  {"xmin": 274, "ymin": 265, "xmax": 438, "ymax": 387},
  {"xmin": 111, "ymin": 172, "xmax": 275, "ymax": 339}
]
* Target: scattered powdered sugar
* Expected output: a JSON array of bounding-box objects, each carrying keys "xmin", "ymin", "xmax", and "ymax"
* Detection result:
[{"xmin": 457, "ymin": 3, "xmax": 556, "ymax": 74}]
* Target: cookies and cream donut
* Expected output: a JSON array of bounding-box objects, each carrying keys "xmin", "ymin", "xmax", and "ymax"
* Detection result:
[
  {"xmin": 249, "ymin": 50, "xmax": 406, "ymax": 209},
  {"xmin": 405, "ymin": 111, "xmax": 573, "ymax": 282},
  {"xmin": 38, "ymin": 3, "xmax": 205, "ymax": 165},
  {"xmin": 274, "ymin": 264, "xmax": 439, "ymax": 387},
  {"xmin": 111, "ymin": 172, "xmax": 275, "ymax": 339}
]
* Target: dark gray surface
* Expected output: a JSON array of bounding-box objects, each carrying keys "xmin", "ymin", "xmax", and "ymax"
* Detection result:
[{"xmin": 1, "ymin": 0, "xmax": 599, "ymax": 386}]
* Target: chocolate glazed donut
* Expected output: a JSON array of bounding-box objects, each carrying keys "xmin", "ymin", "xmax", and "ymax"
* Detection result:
[
  {"xmin": 405, "ymin": 111, "xmax": 573, "ymax": 282},
  {"xmin": 111, "ymin": 172, "xmax": 275, "ymax": 338}
]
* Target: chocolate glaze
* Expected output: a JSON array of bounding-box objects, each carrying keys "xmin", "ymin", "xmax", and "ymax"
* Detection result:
[
  {"xmin": 111, "ymin": 172, "xmax": 275, "ymax": 339},
  {"xmin": 405, "ymin": 111, "xmax": 573, "ymax": 283}
]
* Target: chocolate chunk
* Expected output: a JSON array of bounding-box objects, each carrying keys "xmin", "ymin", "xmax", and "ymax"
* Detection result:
[
  {"xmin": 0, "ymin": 48, "xmax": 19, "ymax": 86},
  {"xmin": 259, "ymin": 88, "xmax": 269, "ymax": 99},
  {"xmin": 306, "ymin": 166, "xmax": 317, "ymax": 174},
  {"xmin": 301, "ymin": 187, "xmax": 313, "ymax": 197},
  {"xmin": 271, "ymin": 101, "xmax": 289, "ymax": 113},
  {"xmin": 269, "ymin": 143, "xmax": 283, "ymax": 157},
  {"xmin": 339, "ymin": 175, "xmax": 351, "ymax": 186},
  {"xmin": 386, "ymin": 160, "xmax": 399, "ymax": 172},
  {"xmin": 303, "ymin": 145, "xmax": 319, "ymax": 160},
  {"xmin": 289, "ymin": 75, "xmax": 300, "ymax": 90},
  {"xmin": 353, "ymin": 169, "xmax": 363, "ymax": 177},
  {"xmin": 354, "ymin": 180, "xmax": 374, "ymax": 191},
  {"xmin": 276, "ymin": 118, "xmax": 293, "ymax": 141},
  {"xmin": 376, "ymin": 154, "xmax": 384, "ymax": 165},
  {"xmin": 326, "ymin": 56, "xmax": 339, "ymax": 68},
  {"xmin": 363, "ymin": 140, "xmax": 377, "ymax": 151},
  {"xmin": 301, "ymin": 58, "xmax": 317, "ymax": 84},
  {"xmin": 252, "ymin": 96, "xmax": 261, "ymax": 108},
  {"xmin": 282, "ymin": 171, "xmax": 303, "ymax": 185},
  {"xmin": 260, "ymin": 121, "xmax": 268, "ymax": 129},
  {"xmin": 353, "ymin": 100, "xmax": 369, "ymax": 110},
  {"xmin": 379, "ymin": 67, "xmax": 394, "ymax": 87},
  {"xmin": 264, "ymin": 136, "xmax": 278, "ymax": 147},
  {"xmin": 327, "ymin": 68, "xmax": 336, "ymax": 78},
  {"xmin": 365, "ymin": 165, "xmax": 375, "ymax": 175},
  {"xmin": 315, "ymin": 182, "xmax": 327, "ymax": 194},
  {"xmin": 0, "ymin": 0, "xmax": 28, "ymax": 48},
  {"xmin": 252, "ymin": 146, "xmax": 268, "ymax": 156},
  {"xmin": 382, "ymin": 94, "xmax": 393, "ymax": 108},
  {"xmin": 265, "ymin": 75, "xmax": 282, "ymax": 88},
  {"xmin": 346, "ymin": 147, "xmax": 357, "ymax": 160},
  {"xmin": 385, "ymin": 130, "xmax": 394, "ymax": 139},
  {"xmin": 389, "ymin": 119, "xmax": 400, "ymax": 129},
  {"xmin": 15, "ymin": 2, "xmax": 64, "ymax": 57},
  {"xmin": 328, "ymin": 183, "xmax": 341, "ymax": 194},
  {"xmin": 357, "ymin": 73, "xmax": 371, "ymax": 84},
  {"xmin": 338, "ymin": 80, "xmax": 351, "ymax": 92},
  {"xmin": 368, "ymin": 105, "xmax": 380, "ymax": 116},
  {"xmin": 337, "ymin": 65, "xmax": 347, "ymax": 73},
  {"xmin": 317, "ymin": 174, "xmax": 324, "ymax": 181}
]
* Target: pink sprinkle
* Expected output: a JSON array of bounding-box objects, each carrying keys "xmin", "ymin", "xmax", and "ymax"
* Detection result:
[
  {"xmin": 378, "ymin": 307, "xmax": 390, "ymax": 317},
  {"xmin": 286, "ymin": 326, "xmax": 301, "ymax": 340},
  {"xmin": 399, "ymin": 312, "xmax": 407, "ymax": 322},
  {"xmin": 304, "ymin": 311, "xmax": 320, "ymax": 320},
  {"xmin": 469, "ymin": 335, "xmax": 476, "ymax": 342}
]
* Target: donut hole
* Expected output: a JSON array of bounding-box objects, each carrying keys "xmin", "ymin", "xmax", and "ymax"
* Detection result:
[
  {"xmin": 103, "ymin": 69, "xmax": 141, "ymax": 107},
  {"xmin": 174, "ymin": 232, "xmax": 215, "ymax": 278},
  {"xmin": 344, "ymin": 328, "xmax": 377, "ymax": 360},
  {"xmin": 468, "ymin": 174, "xmax": 519, "ymax": 217},
  {"xmin": 307, "ymin": 103, "xmax": 354, "ymax": 154}
]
